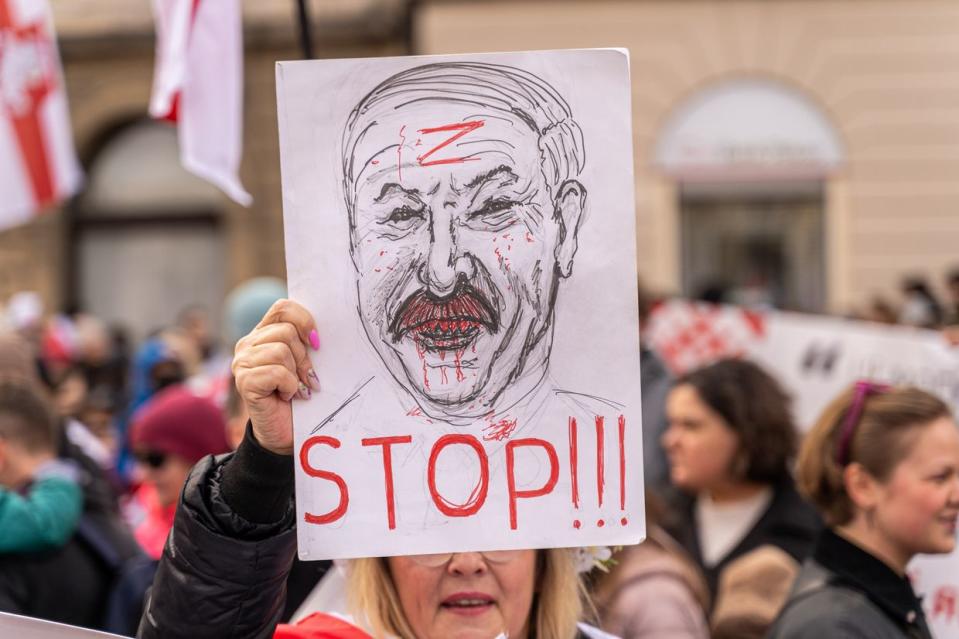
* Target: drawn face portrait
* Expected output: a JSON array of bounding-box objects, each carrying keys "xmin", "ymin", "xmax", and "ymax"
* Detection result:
[{"xmin": 343, "ymin": 68, "xmax": 586, "ymax": 417}]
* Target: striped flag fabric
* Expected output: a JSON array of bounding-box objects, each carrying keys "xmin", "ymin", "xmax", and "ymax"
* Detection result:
[
  {"xmin": 0, "ymin": 0, "xmax": 83, "ymax": 232},
  {"xmin": 149, "ymin": 0, "xmax": 252, "ymax": 206}
]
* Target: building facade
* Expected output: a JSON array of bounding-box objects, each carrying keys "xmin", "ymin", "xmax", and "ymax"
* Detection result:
[{"xmin": 417, "ymin": 0, "xmax": 959, "ymax": 314}]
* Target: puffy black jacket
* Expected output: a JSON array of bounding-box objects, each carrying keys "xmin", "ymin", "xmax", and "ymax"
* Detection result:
[{"xmin": 137, "ymin": 445, "xmax": 298, "ymax": 639}]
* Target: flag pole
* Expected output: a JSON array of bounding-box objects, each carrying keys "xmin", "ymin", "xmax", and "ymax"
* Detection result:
[{"xmin": 295, "ymin": 0, "xmax": 314, "ymax": 59}]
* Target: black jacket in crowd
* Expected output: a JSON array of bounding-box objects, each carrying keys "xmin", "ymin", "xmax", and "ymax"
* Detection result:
[
  {"xmin": 137, "ymin": 426, "xmax": 596, "ymax": 638},
  {"xmin": 0, "ymin": 423, "xmax": 141, "ymax": 629},
  {"xmin": 767, "ymin": 528, "xmax": 934, "ymax": 639},
  {"xmin": 664, "ymin": 476, "xmax": 822, "ymax": 600}
]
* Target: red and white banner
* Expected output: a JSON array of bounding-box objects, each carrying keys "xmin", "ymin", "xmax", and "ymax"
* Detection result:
[
  {"xmin": 149, "ymin": 0, "xmax": 251, "ymax": 206},
  {"xmin": 647, "ymin": 299, "xmax": 959, "ymax": 636},
  {"xmin": 647, "ymin": 299, "xmax": 959, "ymax": 428},
  {"xmin": 0, "ymin": 0, "xmax": 82, "ymax": 231}
]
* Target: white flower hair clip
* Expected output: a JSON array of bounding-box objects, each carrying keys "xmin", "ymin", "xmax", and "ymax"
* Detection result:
[{"xmin": 575, "ymin": 546, "xmax": 619, "ymax": 573}]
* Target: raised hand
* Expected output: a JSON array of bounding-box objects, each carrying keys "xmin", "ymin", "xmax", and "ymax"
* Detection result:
[{"xmin": 231, "ymin": 299, "xmax": 319, "ymax": 455}]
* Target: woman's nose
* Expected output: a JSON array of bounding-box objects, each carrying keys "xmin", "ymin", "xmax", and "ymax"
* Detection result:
[
  {"xmin": 661, "ymin": 427, "xmax": 677, "ymax": 450},
  {"xmin": 447, "ymin": 552, "xmax": 489, "ymax": 575}
]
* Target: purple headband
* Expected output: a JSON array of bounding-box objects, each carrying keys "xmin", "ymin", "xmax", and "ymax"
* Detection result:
[{"xmin": 835, "ymin": 380, "xmax": 890, "ymax": 466}]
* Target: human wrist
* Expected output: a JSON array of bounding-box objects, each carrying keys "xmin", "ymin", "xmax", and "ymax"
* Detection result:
[{"xmin": 220, "ymin": 422, "xmax": 295, "ymax": 524}]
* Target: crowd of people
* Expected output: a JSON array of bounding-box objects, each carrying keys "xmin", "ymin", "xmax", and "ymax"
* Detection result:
[
  {"xmin": 0, "ymin": 281, "xmax": 956, "ymax": 639},
  {"xmin": 695, "ymin": 268, "xmax": 959, "ymax": 333}
]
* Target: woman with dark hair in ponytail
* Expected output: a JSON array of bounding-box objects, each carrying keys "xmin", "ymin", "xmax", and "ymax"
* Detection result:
[
  {"xmin": 769, "ymin": 383, "xmax": 959, "ymax": 639},
  {"xmin": 660, "ymin": 358, "xmax": 820, "ymax": 638}
]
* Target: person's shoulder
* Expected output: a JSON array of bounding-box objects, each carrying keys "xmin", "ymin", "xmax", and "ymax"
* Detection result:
[
  {"xmin": 770, "ymin": 563, "xmax": 890, "ymax": 639},
  {"xmin": 760, "ymin": 478, "xmax": 823, "ymax": 555}
]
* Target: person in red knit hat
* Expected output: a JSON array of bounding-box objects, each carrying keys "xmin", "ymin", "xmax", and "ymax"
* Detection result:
[{"xmin": 128, "ymin": 384, "xmax": 230, "ymax": 558}]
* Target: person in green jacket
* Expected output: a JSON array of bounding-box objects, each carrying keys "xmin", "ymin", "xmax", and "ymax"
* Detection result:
[
  {"xmin": 0, "ymin": 461, "xmax": 82, "ymax": 553},
  {"xmin": 0, "ymin": 381, "xmax": 83, "ymax": 553}
]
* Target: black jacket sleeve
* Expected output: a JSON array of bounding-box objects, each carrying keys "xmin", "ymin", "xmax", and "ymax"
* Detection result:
[{"xmin": 137, "ymin": 426, "xmax": 297, "ymax": 639}]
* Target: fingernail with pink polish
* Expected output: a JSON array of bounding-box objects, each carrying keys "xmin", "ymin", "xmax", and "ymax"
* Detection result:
[
  {"xmin": 309, "ymin": 329, "xmax": 320, "ymax": 351},
  {"xmin": 307, "ymin": 369, "xmax": 321, "ymax": 391}
]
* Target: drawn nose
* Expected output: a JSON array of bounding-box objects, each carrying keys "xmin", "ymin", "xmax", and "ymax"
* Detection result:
[{"xmin": 421, "ymin": 213, "xmax": 473, "ymax": 297}]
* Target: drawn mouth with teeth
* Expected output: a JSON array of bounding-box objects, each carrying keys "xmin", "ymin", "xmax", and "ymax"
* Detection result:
[{"xmin": 390, "ymin": 285, "xmax": 498, "ymax": 352}]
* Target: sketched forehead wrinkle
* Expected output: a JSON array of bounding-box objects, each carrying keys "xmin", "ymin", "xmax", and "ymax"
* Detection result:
[{"xmin": 341, "ymin": 62, "xmax": 585, "ymax": 210}]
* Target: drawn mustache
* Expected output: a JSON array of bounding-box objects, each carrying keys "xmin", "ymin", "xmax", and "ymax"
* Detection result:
[{"xmin": 389, "ymin": 283, "xmax": 499, "ymax": 342}]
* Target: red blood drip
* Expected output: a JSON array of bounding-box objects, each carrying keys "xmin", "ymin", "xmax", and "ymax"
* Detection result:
[
  {"xmin": 573, "ymin": 520, "xmax": 581, "ymax": 529},
  {"xmin": 620, "ymin": 517, "xmax": 628, "ymax": 526},
  {"xmin": 597, "ymin": 519, "xmax": 605, "ymax": 528},
  {"xmin": 414, "ymin": 338, "xmax": 430, "ymax": 391}
]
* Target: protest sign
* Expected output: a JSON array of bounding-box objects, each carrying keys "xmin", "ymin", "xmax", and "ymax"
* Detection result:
[
  {"xmin": 646, "ymin": 298, "xmax": 959, "ymax": 633},
  {"xmin": 278, "ymin": 49, "xmax": 645, "ymax": 560},
  {"xmin": 912, "ymin": 554, "xmax": 959, "ymax": 638},
  {"xmin": 0, "ymin": 612, "xmax": 126, "ymax": 638}
]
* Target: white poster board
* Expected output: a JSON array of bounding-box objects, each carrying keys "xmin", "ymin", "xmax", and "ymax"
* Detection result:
[
  {"xmin": 646, "ymin": 299, "xmax": 959, "ymax": 637},
  {"xmin": 0, "ymin": 612, "xmax": 128, "ymax": 639},
  {"xmin": 278, "ymin": 49, "xmax": 645, "ymax": 560}
]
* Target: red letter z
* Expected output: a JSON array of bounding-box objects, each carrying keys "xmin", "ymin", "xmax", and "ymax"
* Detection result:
[{"xmin": 416, "ymin": 120, "xmax": 485, "ymax": 166}]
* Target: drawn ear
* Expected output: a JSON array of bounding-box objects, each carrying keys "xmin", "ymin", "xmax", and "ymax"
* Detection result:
[{"xmin": 553, "ymin": 179, "xmax": 586, "ymax": 278}]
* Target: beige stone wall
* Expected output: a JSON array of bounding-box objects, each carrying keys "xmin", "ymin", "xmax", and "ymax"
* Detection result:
[{"xmin": 415, "ymin": 0, "xmax": 959, "ymax": 313}]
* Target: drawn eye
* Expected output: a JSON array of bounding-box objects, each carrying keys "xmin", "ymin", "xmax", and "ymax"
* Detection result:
[
  {"xmin": 383, "ymin": 205, "xmax": 424, "ymax": 226},
  {"xmin": 469, "ymin": 197, "xmax": 518, "ymax": 228}
]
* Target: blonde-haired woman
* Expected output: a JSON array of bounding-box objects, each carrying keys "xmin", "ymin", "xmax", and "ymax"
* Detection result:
[
  {"xmin": 769, "ymin": 383, "xmax": 959, "ymax": 639},
  {"xmin": 137, "ymin": 300, "xmax": 610, "ymax": 639}
]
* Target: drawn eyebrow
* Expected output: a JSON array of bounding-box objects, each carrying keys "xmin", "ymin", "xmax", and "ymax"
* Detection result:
[
  {"xmin": 373, "ymin": 183, "xmax": 422, "ymax": 203},
  {"xmin": 462, "ymin": 165, "xmax": 519, "ymax": 191}
]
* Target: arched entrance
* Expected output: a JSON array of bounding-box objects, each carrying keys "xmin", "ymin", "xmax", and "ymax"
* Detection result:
[{"xmin": 655, "ymin": 78, "xmax": 844, "ymax": 312}]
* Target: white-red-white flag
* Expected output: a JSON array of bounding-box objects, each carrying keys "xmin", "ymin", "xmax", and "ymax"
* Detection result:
[
  {"xmin": 149, "ymin": 0, "xmax": 251, "ymax": 206},
  {"xmin": 0, "ymin": 0, "xmax": 83, "ymax": 231}
]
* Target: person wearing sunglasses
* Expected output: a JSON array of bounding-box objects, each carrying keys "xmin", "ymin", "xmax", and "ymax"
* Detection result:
[
  {"xmin": 769, "ymin": 383, "xmax": 959, "ymax": 639},
  {"xmin": 137, "ymin": 299, "xmax": 610, "ymax": 639},
  {"xmin": 128, "ymin": 385, "xmax": 231, "ymax": 560}
]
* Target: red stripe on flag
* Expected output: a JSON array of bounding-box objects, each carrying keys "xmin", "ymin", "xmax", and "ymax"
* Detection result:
[
  {"xmin": 159, "ymin": 0, "xmax": 202, "ymax": 123},
  {"xmin": 1, "ymin": 0, "xmax": 57, "ymax": 206}
]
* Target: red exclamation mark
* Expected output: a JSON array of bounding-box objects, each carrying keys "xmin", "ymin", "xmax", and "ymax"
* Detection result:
[
  {"xmin": 596, "ymin": 415, "xmax": 605, "ymax": 511},
  {"xmin": 619, "ymin": 415, "xmax": 628, "ymax": 526},
  {"xmin": 569, "ymin": 417, "xmax": 580, "ymax": 529}
]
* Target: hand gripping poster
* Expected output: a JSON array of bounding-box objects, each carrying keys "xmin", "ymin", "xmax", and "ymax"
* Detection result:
[{"xmin": 277, "ymin": 49, "xmax": 644, "ymax": 560}]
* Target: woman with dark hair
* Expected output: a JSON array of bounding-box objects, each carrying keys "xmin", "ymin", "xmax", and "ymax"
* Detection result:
[
  {"xmin": 660, "ymin": 358, "xmax": 821, "ymax": 638},
  {"xmin": 769, "ymin": 384, "xmax": 959, "ymax": 639}
]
